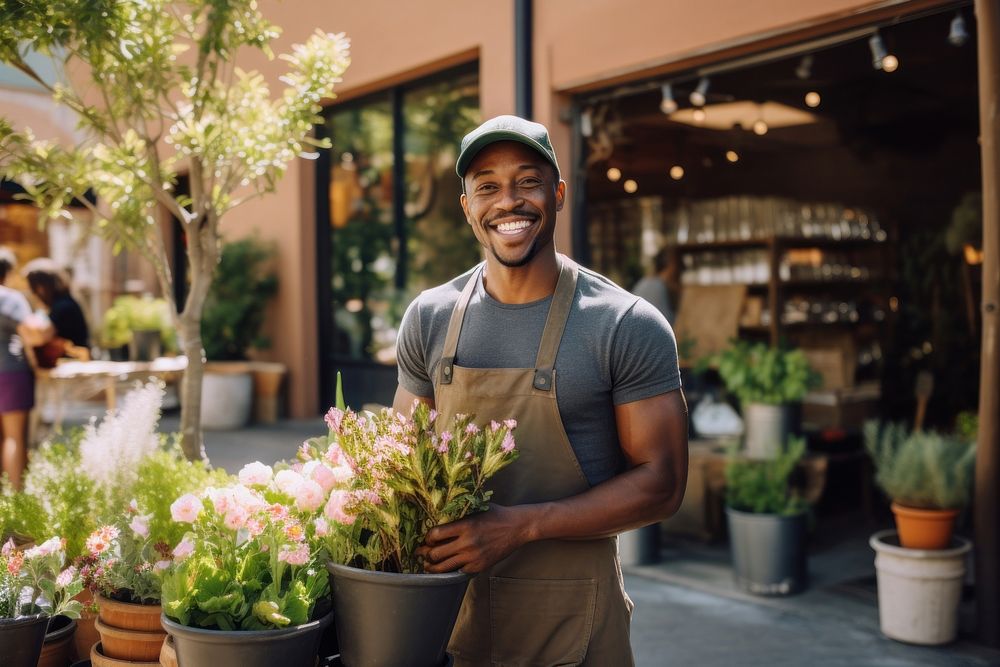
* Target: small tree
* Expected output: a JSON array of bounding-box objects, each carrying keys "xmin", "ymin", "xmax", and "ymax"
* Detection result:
[{"xmin": 0, "ymin": 1, "xmax": 350, "ymax": 460}]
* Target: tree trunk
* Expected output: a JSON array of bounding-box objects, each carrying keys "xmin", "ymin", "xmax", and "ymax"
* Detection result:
[{"xmin": 178, "ymin": 312, "xmax": 207, "ymax": 462}]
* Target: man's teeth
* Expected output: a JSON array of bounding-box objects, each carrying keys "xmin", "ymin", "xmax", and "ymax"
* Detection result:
[{"xmin": 495, "ymin": 219, "xmax": 533, "ymax": 233}]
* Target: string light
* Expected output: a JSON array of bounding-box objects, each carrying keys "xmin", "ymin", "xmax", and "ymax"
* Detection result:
[
  {"xmin": 606, "ymin": 167, "xmax": 622, "ymax": 182},
  {"xmin": 669, "ymin": 166, "xmax": 685, "ymax": 180},
  {"xmin": 869, "ymin": 31, "xmax": 899, "ymax": 72},
  {"xmin": 725, "ymin": 150, "xmax": 739, "ymax": 163},
  {"xmin": 692, "ymin": 108, "xmax": 706, "ymax": 123},
  {"xmin": 690, "ymin": 77, "xmax": 710, "ymax": 107},
  {"xmin": 805, "ymin": 91, "xmax": 821, "ymax": 108},
  {"xmin": 948, "ymin": 12, "xmax": 969, "ymax": 47},
  {"xmin": 753, "ymin": 119, "xmax": 768, "ymax": 136},
  {"xmin": 624, "ymin": 179, "xmax": 638, "ymax": 193},
  {"xmin": 660, "ymin": 84, "xmax": 678, "ymax": 114}
]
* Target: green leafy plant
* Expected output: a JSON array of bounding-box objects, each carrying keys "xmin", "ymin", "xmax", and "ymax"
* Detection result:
[
  {"xmin": 100, "ymin": 296, "xmax": 177, "ymax": 352},
  {"xmin": 202, "ymin": 237, "xmax": 279, "ymax": 361},
  {"xmin": 1, "ymin": 537, "xmax": 83, "ymax": 620},
  {"xmin": 78, "ymin": 507, "xmax": 170, "ymax": 605},
  {"xmin": 725, "ymin": 437, "xmax": 808, "ymax": 515},
  {"xmin": 863, "ymin": 421, "xmax": 976, "ymax": 510},
  {"xmin": 712, "ymin": 340, "xmax": 820, "ymax": 406},
  {"xmin": 310, "ymin": 399, "xmax": 519, "ymax": 573}
]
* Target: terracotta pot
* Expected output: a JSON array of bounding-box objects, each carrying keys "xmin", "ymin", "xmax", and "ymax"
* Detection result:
[
  {"xmin": 159, "ymin": 634, "xmax": 178, "ymax": 667},
  {"xmin": 93, "ymin": 618, "xmax": 165, "ymax": 662},
  {"xmin": 38, "ymin": 615, "xmax": 77, "ymax": 667},
  {"xmin": 891, "ymin": 502, "xmax": 960, "ymax": 550},
  {"xmin": 71, "ymin": 591, "xmax": 100, "ymax": 661},
  {"xmin": 88, "ymin": 642, "xmax": 159, "ymax": 667},
  {"xmin": 95, "ymin": 597, "xmax": 162, "ymax": 632}
]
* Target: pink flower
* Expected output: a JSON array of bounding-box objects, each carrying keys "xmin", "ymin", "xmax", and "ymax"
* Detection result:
[
  {"xmin": 501, "ymin": 432, "xmax": 516, "ymax": 453},
  {"xmin": 324, "ymin": 443, "xmax": 347, "ymax": 467},
  {"xmin": 313, "ymin": 517, "xmax": 330, "ymax": 537},
  {"xmin": 465, "ymin": 423, "xmax": 480, "ymax": 435},
  {"xmin": 304, "ymin": 461, "xmax": 337, "ymax": 493},
  {"xmin": 128, "ymin": 499, "xmax": 139, "ymax": 514},
  {"xmin": 324, "ymin": 407, "xmax": 345, "ymax": 433},
  {"xmin": 490, "ymin": 420, "xmax": 501, "ymax": 432},
  {"xmin": 440, "ymin": 431, "xmax": 453, "ymax": 445},
  {"xmin": 172, "ymin": 537, "xmax": 195, "ymax": 561},
  {"xmin": 232, "ymin": 485, "xmax": 267, "ymax": 514},
  {"xmin": 239, "ymin": 462, "xmax": 273, "ymax": 487},
  {"xmin": 1, "ymin": 539, "xmax": 14, "ymax": 556},
  {"xmin": 275, "ymin": 469, "xmax": 305, "ymax": 496},
  {"xmin": 26, "ymin": 536, "xmax": 65, "ymax": 559},
  {"xmin": 224, "ymin": 505, "xmax": 250, "ymax": 531},
  {"xmin": 246, "ymin": 517, "xmax": 265, "ymax": 538},
  {"xmin": 267, "ymin": 503, "xmax": 289, "ymax": 520},
  {"xmin": 330, "ymin": 464, "xmax": 354, "ymax": 485},
  {"xmin": 504, "ymin": 419, "xmax": 517, "ymax": 430},
  {"xmin": 324, "ymin": 490, "xmax": 355, "ymax": 525},
  {"xmin": 278, "ymin": 544, "xmax": 310, "ymax": 566},
  {"xmin": 205, "ymin": 487, "xmax": 231, "ymax": 515},
  {"xmin": 436, "ymin": 436, "xmax": 448, "ymax": 454},
  {"xmin": 55, "ymin": 566, "xmax": 76, "ymax": 588},
  {"xmin": 428, "ymin": 409, "xmax": 438, "ymax": 423},
  {"xmin": 294, "ymin": 479, "xmax": 325, "ymax": 512},
  {"xmin": 153, "ymin": 560, "xmax": 171, "ymax": 571},
  {"xmin": 284, "ymin": 521, "xmax": 305, "ymax": 542},
  {"xmin": 171, "ymin": 494, "xmax": 202, "ymax": 523},
  {"xmin": 130, "ymin": 515, "xmax": 150, "ymax": 539}
]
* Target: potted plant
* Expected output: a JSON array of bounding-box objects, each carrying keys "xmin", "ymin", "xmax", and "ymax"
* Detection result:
[
  {"xmin": 863, "ymin": 422, "xmax": 976, "ymax": 549},
  {"xmin": 0, "ymin": 537, "xmax": 83, "ymax": 667},
  {"xmin": 713, "ymin": 340, "xmax": 820, "ymax": 459},
  {"xmin": 724, "ymin": 436, "xmax": 810, "ymax": 595},
  {"xmin": 200, "ymin": 237, "xmax": 279, "ymax": 430},
  {"xmin": 159, "ymin": 473, "xmax": 332, "ymax": 667},
  {"xmin": 100, "ymin": 296, "xmax": 176, "ymax": 362},
  {"xmin": 310, "ymin": 391, "xmax": 519, "ymax": 667}
]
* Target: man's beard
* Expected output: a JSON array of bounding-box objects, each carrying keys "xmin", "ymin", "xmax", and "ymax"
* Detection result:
[{"xmin": 490, "ymin": 238, "xmax": 539, "ymax": 268}]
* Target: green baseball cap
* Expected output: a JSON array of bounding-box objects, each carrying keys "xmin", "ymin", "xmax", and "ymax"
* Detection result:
[{"xmin": 456, "ymin": 115, "xmax": 561, "ymax": 179}]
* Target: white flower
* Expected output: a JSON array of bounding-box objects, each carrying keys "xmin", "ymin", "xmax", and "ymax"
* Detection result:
[{"xmin": 239, "ymin": 462, "xmax": 273, "ymax": 487}]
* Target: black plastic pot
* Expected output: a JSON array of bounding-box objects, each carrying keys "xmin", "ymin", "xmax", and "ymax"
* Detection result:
[
  {"xmin": 161, "ymin": 610, "xmax": 333, "ymax": 667},
  {"xmin": 39, "ymin": 614, "xmax": 77, "ymax": 667},
  {"xmin": 727, "ymin": 507, "xmax": 808, "ymax": 595},
  {"xmin": 326, "ymin": 561, "xmax": 469, "ymax": 667},
  {"xmin": 0, "ymin": 612, "xmax": 50, "ymax": 667}
]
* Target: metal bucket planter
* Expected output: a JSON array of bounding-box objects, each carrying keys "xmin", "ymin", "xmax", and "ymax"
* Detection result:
[
  {"xmin": 870, "ymin": 530, "xmax": 971, "ymax": 645},
  {"xmin": 743, "ymin": 403, "xmax": 799, "ymax": 459},
  {"xmin": 38, "ymin": 615, "xmax": 77, "ymax": 667},
  {"xmin": 326, "ymin": 562, "xmax": 469, "ymax": 667},
  {"xmin": 128, "ymin": 330, "xmax": 162, "ymax": 362},
  {"xmin": 0, "ymin": 612, "xmax": 49, "ymax": 667},
  {"xmin": 726, "ymin": 508, "xmax": 808, "ymax": 595},
  {"xmin": 161, "ymin": 611, "xmax": 333, "ymax": 667}
]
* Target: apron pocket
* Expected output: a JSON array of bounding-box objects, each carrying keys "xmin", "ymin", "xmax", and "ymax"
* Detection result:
[{"xmin": 489, "ymin": 576, "xmax": 597, "ymax": 667}]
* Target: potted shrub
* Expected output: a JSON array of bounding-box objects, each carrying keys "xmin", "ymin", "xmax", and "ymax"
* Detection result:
[
  {"xmin": 0, "ymin": 537, "xmax": 83, "ymax": 667},
  {"xmin": 159, "ymin": 473, "xmax": 333, "ymax": 667},
  {"xmin": 725, "ymin": 437, "xmax": 810, "ymax": 595},
  {"xmin": 310, "ymin": 392, "xmax": 519, "ymax": 667},
  {"xmin": 200, "ymin": 237, "xmax": 279, "ymax": 430},
  {"xmin": 714, "ymin": 341, "xmax": 820, "ymax": 459},
  {"xmin": 100, "ymin": 296, "xmax": 176, "ymax": 362},
  {"xmin": 863, "ymin": 422, "xmax": 976, "ymax": 549}
]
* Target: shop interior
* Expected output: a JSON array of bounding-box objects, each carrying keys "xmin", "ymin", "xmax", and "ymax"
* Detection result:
[{"xmin": 578, "ymin": 6, "xmax": 982, "ymax": 532}]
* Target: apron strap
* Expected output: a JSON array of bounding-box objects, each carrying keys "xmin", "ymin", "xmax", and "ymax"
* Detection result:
[
  {"xmin": 439, "ymin": 263, "xmax": 484, "ymax": 385},
  {"xmin": 533, "ymin": 257, "xmax": 579, "ymax": 392}
]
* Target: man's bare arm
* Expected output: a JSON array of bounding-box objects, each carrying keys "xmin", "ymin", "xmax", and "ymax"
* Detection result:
[
  {"xmin": 392, "ymin": 385, "xmax": 434, "ymax": 415},
  {"xmin": 420, "ymin": 388, "xmax": 689, "ymax": 573}
]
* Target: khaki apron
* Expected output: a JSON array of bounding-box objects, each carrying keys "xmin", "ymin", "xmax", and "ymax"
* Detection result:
[{"xmin": 435, "ymin": 256, "xmax": 634, "ymax": 667}]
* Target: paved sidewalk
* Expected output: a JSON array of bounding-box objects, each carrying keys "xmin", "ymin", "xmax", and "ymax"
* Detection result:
[{"xmin": 168, "ymin": 416, "xmax": 1000, "ymax": 666}]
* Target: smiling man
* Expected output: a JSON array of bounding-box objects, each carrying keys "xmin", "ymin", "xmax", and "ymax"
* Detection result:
[{"xmin": 393, "ymin": 115, "xmax": 688, "ymax": 666}]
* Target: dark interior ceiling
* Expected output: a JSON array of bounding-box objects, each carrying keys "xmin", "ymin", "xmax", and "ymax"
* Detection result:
[{"xmin": 582, "ymin": 7, "xmax": 981, "ymax": 216}]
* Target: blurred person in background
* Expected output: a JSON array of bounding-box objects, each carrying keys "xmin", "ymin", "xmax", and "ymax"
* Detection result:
[
  {"xmin": 22, "ymin": 257, "xmax": 91, "ymax": 367},
  {"xmin": 0, "ymin": 247, "xmax": 53, "ymax": 489},
  {"xmin": 632, "ymin": 247, "xmax": 679, "ymax": 326}
]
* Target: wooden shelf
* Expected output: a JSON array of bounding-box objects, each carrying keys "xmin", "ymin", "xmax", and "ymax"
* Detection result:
[{"xmin": 675, "ymin": 237, "xmax": 889, "ymax": 252}]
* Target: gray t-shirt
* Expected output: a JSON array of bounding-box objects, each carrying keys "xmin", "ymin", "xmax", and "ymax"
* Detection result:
[
  {"xmin": 397, "ymin": 263, "xmax": 681, "ymax": 486},
  {"xmin": 0, "ymin": 285, "xmax": 32, "ymax": 372}
]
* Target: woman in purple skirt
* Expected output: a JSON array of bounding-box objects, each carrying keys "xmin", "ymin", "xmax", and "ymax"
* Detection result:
[{"xmin": 0, "ymin": 247, "xmax": 52, "ymax": 489}]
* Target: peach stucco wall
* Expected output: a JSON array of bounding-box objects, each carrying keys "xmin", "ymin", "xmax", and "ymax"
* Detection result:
[{"xmin": 228, "ymin": 0, "xmax": 912, "ymax": 416}]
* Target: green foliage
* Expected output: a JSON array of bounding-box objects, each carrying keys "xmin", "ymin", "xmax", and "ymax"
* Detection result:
[
  {"xmin": 954, "ymin": 411, "xmax": 979, "ymax": 443},
  {"xmin": 0, "ymin": 487, "xmax": 47, "ymax": 545},
  {"xmin": 725, "ymin": 437, "xmax": 808, "ymax": 515},
  {"xmin": 201, "ymin": 237, "xmax": 278, "ymax": 361},
  {"xmin": 864, "ymin": 421, "xmax": 976, "ymax": 510},
  {"xmin": 944, "ymin": 192, "xmax": 982, "ymax": 255},
  {"xmin": 0, "ymin": 537, "xmax": 83, "ymax": 620},
  {"xmin": 712, "ymin": 340, "xmax": 820, "ymax": 406},
  {"xmin": 101, "ymin": 295, "xmax": 177, "ymax": 352},
  {"xmin": 79, "ymin": 518, "xmax": 166, "ymax": 604}
]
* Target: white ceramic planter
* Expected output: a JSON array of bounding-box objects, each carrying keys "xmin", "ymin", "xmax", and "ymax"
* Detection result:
[
  {"xmin": 870, "ymin": 529, "xmax": 971, "ymax": 645},
  {"xmin": 200, "ymin": 363, "xmax": 253, "ymax": 430}
]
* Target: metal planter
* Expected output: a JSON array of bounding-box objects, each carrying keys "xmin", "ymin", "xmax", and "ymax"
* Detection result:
[
  {"xmin": 743, "ymin": 402, "xmax": 800, "ymax": 459},
  {"xmin": 726, "ymin": 507, "xmax": 808, "ymax": 595}
]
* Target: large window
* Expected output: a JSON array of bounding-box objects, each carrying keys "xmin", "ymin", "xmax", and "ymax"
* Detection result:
[{"xmin": 317, "ymin": 65, "xmax": 480, "ymax": 407}]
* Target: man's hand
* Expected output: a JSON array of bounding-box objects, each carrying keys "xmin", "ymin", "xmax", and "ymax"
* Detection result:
[{"xmin": 417, "ymin": 504, "xmax": 530, "ymax": 574}]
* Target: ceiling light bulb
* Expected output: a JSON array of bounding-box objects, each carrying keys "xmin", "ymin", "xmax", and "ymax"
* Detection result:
[
  {"xmin": 606, "ymin": 167, "xmax": 622, "ymax": 182},
  {"xmin": 949, "ymin": 12, "xmax": 969, "ymax": 47},
  {"xmin": 881, "ymin": 54, "xmax": 899, "ymax": 73},
  {"xmin": 669, "ymin": 166, "xmax": 685, "ymax": 180},
  {"xmin": 689, "ymin": 77, "xmax": 710, "ymax": 107},
  {"xmin": 725, "ymin": 150, "xmax": 739, "ymax": 163},
  {"xmin": 869, "ymin": 32, "xmax": 889, "ymax": 70},
  {"xmin": 795, "ymin": 55, "xmax": 813, "ymax": 80},
  {"xmin": 660, "ymin": 83, "xmax": 678, "ymax": 114},
  {"xmin": 805, "ymin": 91, "xmax": 821, "ymax": 108},
  {"xmin": 753, "ymin": 119, "xmax": 768, "ymax": 136},
  {"xmin": 692, "ymin": 108, "xmax": 706, "ymax": 123},
  {"xmin": 624, "ymin": 179, "xmax": 638, "ymax": 194}
]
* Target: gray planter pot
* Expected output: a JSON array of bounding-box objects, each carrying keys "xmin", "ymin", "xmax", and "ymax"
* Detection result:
[
  {"xmin": 161, "ymin": 610, "xmax": 332, "ymax": 667},
  {"xmin": 0, "ymin": 612, "xmax": 49, "ymax": 667},
  {"xmin": 727, "ymin": 507, "xmax": 808, "ymax": 595},
  {"xmin": 200, "ymin": 363, "xmax": 254, "ymax": 430},
  {"xmin": 326, "ymin": 562, "xmax": 469, "ymax": 667},
  {"xmin": 743, "ymin": 402, "xmax": 800, "ymax": 459},
  {"xmin": 129, "ymin": 329, "xmax": 162, "ymax": 362}
]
